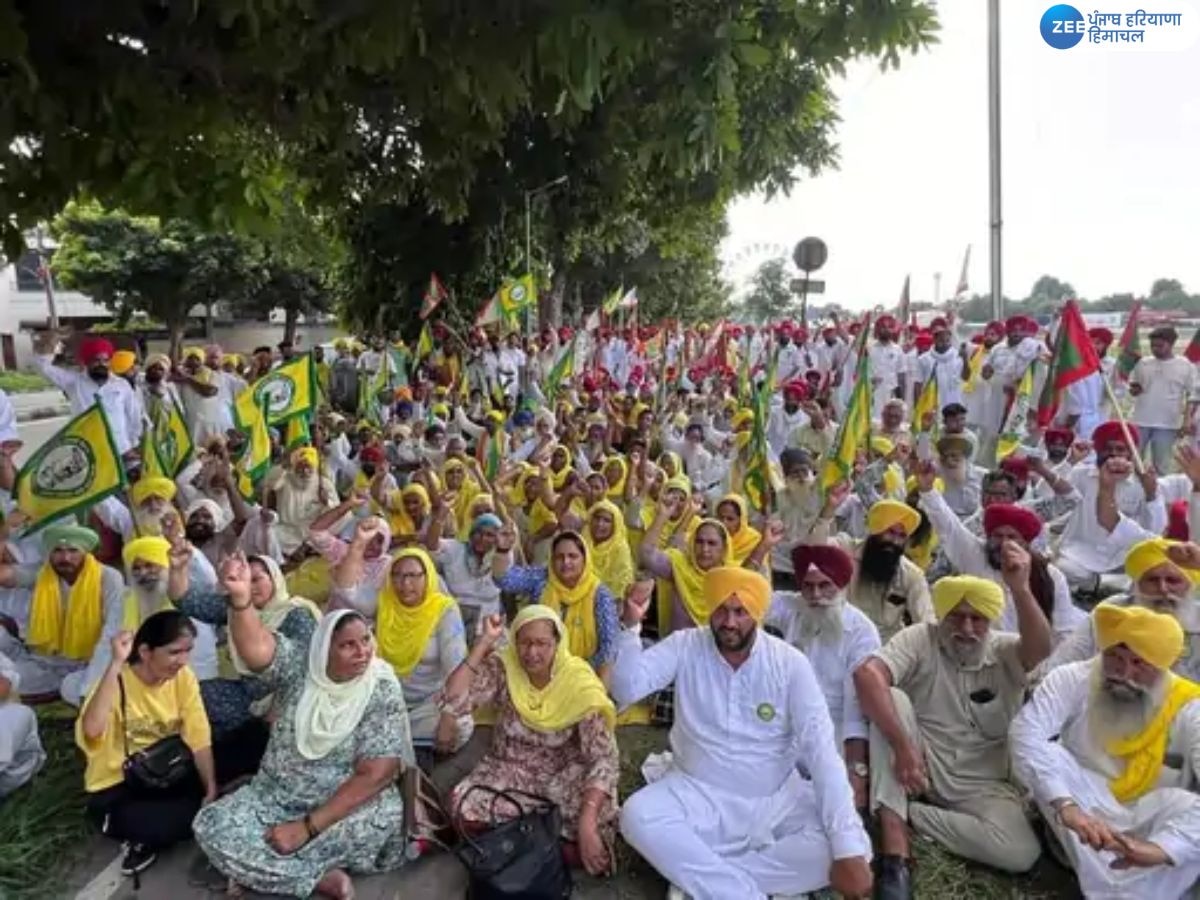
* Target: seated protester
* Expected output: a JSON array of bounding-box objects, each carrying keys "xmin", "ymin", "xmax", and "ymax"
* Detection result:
[
  {"xmin": 918, "ymin": 469, "xmax": 1086, "ymax": 642},
  {"xmin": 371, "ymin": 479, "xmax": 434, "ymax": 546},
  {"xmin": 768, "ymin": 448, "xmax": 825, "ymax": 590},
  {"xmin": 767, "ymin": 544, "xmax": 881, "ymax": 808},
  {"xmin": 996, "ymin": 453, "xmax": 1080, "ymax": 527},
  {"xmin": 318, "ymin": 512, "xmax": 395, "ymax": 620},
  {"xmin": 493, "ymin": 529, "xmax": 619, "ymax": 675},
  {"xmin": 507, "ymin": 463, "xmax": 560, "ymax": 566},
  {"xmin": 175, "ymin": 448, "xmax": 254, "ymax": 552},
  {"xmin": 932, "ymin": 434, "xmax": 987, "ymax": 518},
  {"xmin": 441, "ymin": 606, "xmax": 619, "ymax": 877},
  {"xmin": 713, "ymin": 493, "xmax": 763, "ymax": 567},
  {"xmin": 809, "ymin": 496, "xmax": 934, "ymax": 644},
  {"xmin": 169, "ymin": 546, "xmax": 319, "ymax": 735},
  {"xmin": 441, "ymin": 456, "xmax": 486, "ymax": 536},
  {"xmin": 265, "ymin": 446, "xmax": 339, "ymax": 562},
  {"xmin": 1039, "ymin": 538, "xmax": 1200, "ymax": 681},
  {"xmin": 1011, "ymin": 605, "xmax": 1200, "ymax": 898},
  {"xmin": 76, "ymin": 613, "xmax": 218, "ymax": 877},
  {"xmin": 853, "ymin": 564, "xmax": 1053, "ymax": 898},
  {"xmin": 194, "ymin": 572, "xmax": 414, "ymax": 900},
  {"xmin": 374, "ymin": 548, "xmax": 473, "ymax": 755},
  {"xmin": 613, "ymin": 567, "xmax": 873, "ymax": 900},
  {"xmin": 937, "ymin": 402, "xmax": 978, "ymax": 459},
  {"xmin": 425, "ymin": 510, "xmax": 503, "ymax": 643},
  {"xmin": 1055, "ymin": 422, "xmax": 1166, "ymax": 592},
  {"xmin": 0, "ymin": 525, "xmax": 125, "ymax": 704},
  {"xmin": 582, "ymin": 499, "xmax": 635, "ymax": 600},
  {"xmin": 0, "ymin": 647, "xmax": 45, "ymax": 796}
]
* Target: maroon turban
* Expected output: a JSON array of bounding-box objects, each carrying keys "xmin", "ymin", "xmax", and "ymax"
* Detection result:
[
  {"xmin": 77, "ymin": 336, "xmax": 115, "ymax": 365},
  {"xmin": 1092, "ymin": 420, "xmax": 1139, "ymax": 451},
  {"xmin": 982, "ymin": 504, "xmax": 1041, "ymax": 544},
  {"xmin": 1043, "ymin": 427, "xmax": 1073, "ymax": 447},
  {"xmin": 998, "ymin": 455, "xmax": 1031, "ymax": 482},
  {"xmin": 1088, "ymin": 327, "xmax": 1114, "ymax": 349},
  {"xmin": 791, "ymin": 544, "xmax": 855, "ymax": 588}
]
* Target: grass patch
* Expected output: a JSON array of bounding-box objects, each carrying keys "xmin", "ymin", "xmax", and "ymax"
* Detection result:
[
  {"xmin": 0, "ymin": 371, "xmax": 54, "ymax": 394},
  {"xmin": 0, "ymin": 709, "xmax": 92, "ymax": 899}
]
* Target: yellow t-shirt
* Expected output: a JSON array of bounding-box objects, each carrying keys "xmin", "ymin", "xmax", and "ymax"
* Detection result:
[{"xmin": 75, "ymin": 665, "xmax": 212, "ymax": 793}]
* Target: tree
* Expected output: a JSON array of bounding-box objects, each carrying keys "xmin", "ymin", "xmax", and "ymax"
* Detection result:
[
  {"xmin": 50, "ymin": 202, "xmax": 261, "ymax": 356},
  {"xmin": 1151, "ymin": 278, "xmax": 1184, "ymax": 298},
  {"xmin": 1029, "ymin": 275, "xmax": 1076, "ymax": 304},
  {"xmin": 743, "ymin": 259, "xmax": 794, "ymax": 324}
]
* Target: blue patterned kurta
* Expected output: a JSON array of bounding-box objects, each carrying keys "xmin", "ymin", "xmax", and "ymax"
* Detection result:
[
  {"xmin": 193, "ymin": 635, "xmax": 414, "ymax": 896},
  {"xmin": 494, "ymin": 565, "xmax": 619, "ymax": 669}
]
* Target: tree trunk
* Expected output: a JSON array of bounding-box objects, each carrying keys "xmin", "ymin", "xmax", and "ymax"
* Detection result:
[
  {"xmin": 168, "ymin": 319, "xmax": 184, "ymax": 361},
  {"xmin": 284, "ymin": 306, "xmax": 299, "ymax": 345},
  {"xmin": 205, "ymin": 301, "xmax": 215, "ymax": 340},
  {"xmin": 541, "ymin": 268, "xmax": 567, "ymax": 329}
]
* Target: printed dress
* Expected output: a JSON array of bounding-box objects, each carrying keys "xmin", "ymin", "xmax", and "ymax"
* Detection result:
[
  {"xmin": 446, "ymin": 654, "xmax": 619, "ymax": 842},
  {"xmin": 193, "ymin": 636, "xmax": 414, "ymax": 897}
]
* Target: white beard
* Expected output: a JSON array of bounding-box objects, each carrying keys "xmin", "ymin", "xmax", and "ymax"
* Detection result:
[
  {"xmin": 795, "ymin": 600, "xmax": 845, "ymax": 649},
  {"xmin": 1133, "ymin": 588, "xmax": 1200, "ymax": 634},
  {"xmin": 134, "ymin": 510, "xmax": 165, "ymax": 537},
  {"xmin": 129, "ymin": 576, "xmax": 169, "ymax": 616},
  {"xmin": 936, "ymin": 623, "xmax": 987, "ymax": 668},
  {"xmin": 1086, "ymin": 658, "xmax": 1167, "ymax": 749}
]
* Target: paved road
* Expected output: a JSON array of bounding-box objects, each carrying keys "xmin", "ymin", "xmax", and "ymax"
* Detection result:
[{"xmin": 15, "ymin": 413, "xmax": 70, "ymax": 467}]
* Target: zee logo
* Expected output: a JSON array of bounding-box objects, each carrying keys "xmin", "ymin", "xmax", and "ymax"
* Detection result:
[{"xmin": 1041, "ymin": 3, "xmax": 1086, "ymax": 48}]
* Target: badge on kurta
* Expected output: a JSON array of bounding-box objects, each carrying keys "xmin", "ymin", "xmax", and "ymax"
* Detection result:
[{"xmin": 756, "ymin": 702, "xmax": 776, "ymax": 722}]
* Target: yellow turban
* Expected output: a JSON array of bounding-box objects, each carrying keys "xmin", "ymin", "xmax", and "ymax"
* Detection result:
[
  {"xmin": 731, "ymin": 409, "xmax": 754, "ymax": 431},
  {"xmin": 182, "ymin": 346, "xmax": 204, "ymax": 360},
  {"xmin": 431, "ymin": 403, "xmax": 450, "ymax": 419},
  {"xmin": 122, "ymin": 536, "xmax": 171, "ymax": 570},
  {"xmin": 871, "ymin": 436, "xmax": 895, "ymax": 456},
  {"xmin": 703, "ymin": 566, "xmax": 771, "ymax": 623},
  {"xmin": 111, "ymin": 350, "xmax": 137, "ymax": 375},
  {"xmin": 487, "ymin": 410, "xmax": 505, "ymax": 424},
  {"xmin": 906, "ymin": 474, "xmax": 945, "ymax": 494},
  {"xmin": 130, "ymin": 476, "xmax": 176, "ymax": 506},
  {"xmin": 291, "ymin": 446, "xmax": 319, "ymax": 468},
  {"xmin": 867, "ymin": 499, "xmax": 920, "ymax": 536},
  {"xmin": 931, "ymin": 575, "xmax": 1005, "ymax": 622},
  {"xmin": 1094, "ymin": 602, "xmax": 1184, "ymax": 670},
  {"xmin": 1124, "ymin": 537, "xmax": 1200, "ymax": 585}
]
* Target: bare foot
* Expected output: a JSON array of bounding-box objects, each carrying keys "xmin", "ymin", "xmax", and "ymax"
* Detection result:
[{"xmin": 315, "ymin": 868, "xmax": 355, "ymax": 900}]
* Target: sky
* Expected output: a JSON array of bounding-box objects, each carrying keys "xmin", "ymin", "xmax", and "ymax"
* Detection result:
[{"xmin": 720, "ymin": 0, "xmax": 1200, "ymax": 310}]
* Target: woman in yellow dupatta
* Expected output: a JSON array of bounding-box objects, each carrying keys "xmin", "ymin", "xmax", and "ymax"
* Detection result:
[
  {"xmin": 442, "ymin": 458, "xmax": 482, "ymax": 535},
  {"xmin": 584, "ymin": 500, "xmax": 634, "ymax": 600},
  {"xmin": 442, "ymin": 605, "xmax": 618, "ymax": 875},
  {"xmin": 640, "ymin": 495, "xmax": 734, "ymax": 635},
  {"xmin": 602, "ymin": 457, "xmax": 628, "ymax": 501},
  {"xmin": 386, "ymin": 483, "xmax": 432, "ymax": 540},
  {"xmin": 510, "ymin": 464, "xmax": 558, "ymax": 565},
  {"xmin": 714, "ymin": 494, "xmax": 762, "ymax": 566},
  {"xmin": 375, "ymin": 547, "xmax": 473, "ymax": 751}
]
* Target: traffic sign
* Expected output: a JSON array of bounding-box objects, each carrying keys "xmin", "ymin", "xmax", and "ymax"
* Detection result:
[
  {"xmin": 790, "ymin": 278, "xmax": 825, "ymax": 294},
  {"xmin": 792, "ymin": 237, "xmax": 828, "ymax": 273}
]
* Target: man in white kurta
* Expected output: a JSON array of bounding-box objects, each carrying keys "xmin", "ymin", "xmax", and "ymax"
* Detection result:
[
  {"xmin": 1011, "ymin": 604, "xmax": 1200, "ymax": 899},
  {"xmin": 854, "ymin": 562, "xmax": 1053, "ymax": 897},
  {"xmin": 868, "ymin": 317, "xmax": 905, "ymax": 420},
  {"xmin": 0, "ymin": 648, "xmax": 45, "ymax": 796},
  {"xmin": 613, "ymin": 567, "xmax": 872, "ymax": 900}
]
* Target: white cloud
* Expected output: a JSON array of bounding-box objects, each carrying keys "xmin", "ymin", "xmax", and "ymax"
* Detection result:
[{"xmin": 721, "ymin": 0, "xmax": 1200, "ymax": 310}]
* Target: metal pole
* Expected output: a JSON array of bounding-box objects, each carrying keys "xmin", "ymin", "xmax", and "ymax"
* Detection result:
[
  {"xmin": 988, "ymin": 0, "xmax": 1003, "ymax": 320},
  {"xmin": 524, "ymin": 191, "xmax": 532, "ymax": 336}
]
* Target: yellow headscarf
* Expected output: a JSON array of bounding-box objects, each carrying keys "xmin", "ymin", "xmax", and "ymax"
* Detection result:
[
  {"xmin": 584, "ymin": 500, "xmax": 634, "ymax": 599},
  {"xmin": 602, "ymin": 457, "xmax": 628, "ymax": 499},
  {"xmin": 515, "ymin": 466, "xmax": 556, "ymax": 536},
  {"xmin": 664, "ymin": 519, "xmax": 734, "ymax": 627},
  {"xmin": 227, "ymin": 555, "xmax": 321, "ymax": 676},
  {"xmin": 538, "ymin": 533, "xmax": 603, "ymax": 661},
  {"xmin": 130, "ymin": 476, "xmax": 176, "ymax": 506},
  {"xmin": 391, "ymin": 483, "xmax": 430, "ymax": 537},
  {"xmin": 28, "ymin": 554, "xmax": 105, "ymax": 661},
  {"xmin": 500, "ymin": 605, "xmax": 615, "ymax": 733},
  {"xmin": 930, "ymin": 575, "xmax": 1005, "ymax": 621},
  {"xmin": 376, "ymin": 548, "xmax": 456, "ymax": 678},
  {"xmin": 457, "ymin": 493, "xmax": 496, "ymax": 541},
  {"xmin": 548, "ymin": 445, "xmax": 574, "ymax": 492},
  {"xmin": 716, "ymin": 494, "xmax": 761, "ymax": 564}
]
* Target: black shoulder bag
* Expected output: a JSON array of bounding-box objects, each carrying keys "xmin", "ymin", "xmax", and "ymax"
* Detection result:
[
  {"xmin": 118, "ymin": 674, "xmax": 195, "ymax": 791},
  {"xmin": 453, "ymin": 785, "xmax": 572, "ymax": 899}
]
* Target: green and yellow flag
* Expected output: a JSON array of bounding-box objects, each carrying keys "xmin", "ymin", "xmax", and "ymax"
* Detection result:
[
  {"xmin": 284, "ymin": 415, "xmax": 311, "ymax": 451},
  {"xmin": 912, "ymin": 368, "xmax": 940, "ymax": 436},
  {"xmin": 498, "ymin": 274, "xmax": 536, "ymax": 323},
  {"xmin": 997, "ymin": 361, "xmax": 1038, "ymax": 461},
  {"xmin": 415, "ymin": 322, "xmax": 434, "ymax": 361},
  {"xmin": 153, "ymin": 396, "xmax": 193, "ymax": 477},
  {"xmin": 544, "ymin": 337, "xmax": 576, "ymax": 399},
  {"xmin": 820, "ymin": 320, "xmax": 872, "ymax": 493},
  {"xmin": 233, "ymin": 388, "xmax": 272, "ymax": 499},
  {"xmin": 246, "ymin": 353, "xmax": 315, "ymax": 427},
  {"xmin": 139, "ymin": 427, "xmax": 168, "ymax": 480},
  {"xmin": 16, "ymin": 401, "xmax": 127, "ymax": 534}
]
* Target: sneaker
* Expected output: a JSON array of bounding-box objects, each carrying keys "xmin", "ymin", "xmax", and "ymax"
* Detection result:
[{"xmin": 121, "ymin": 843, "xmax": 157, "ymax": 876}]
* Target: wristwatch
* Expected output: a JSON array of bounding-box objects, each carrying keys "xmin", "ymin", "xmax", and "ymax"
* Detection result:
[{"xmin": 848, "ymin": 762, "xmax": 869, "ymax": 778}]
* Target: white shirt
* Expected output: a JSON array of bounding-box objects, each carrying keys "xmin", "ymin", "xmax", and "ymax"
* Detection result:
[
  {"xmin": 0, "ymin": 389, "xmax": 17, "ymax": 444},
  {"xmin": 1063, "ymin": 371, "xmax": 1105, "ymax": 439},
  {"xmin": 1057, "ymin": 465, "xmax": 1166, "ymax": 573},
  {"xmin": 917, "ymin": 348, "xmax": 965, "ymax": 409},
  {"xmin": 433, "ymin": 540, "xmax": 502, "ymax": 613},
  {"xmin": 868, "ymin": 342, "xmax": 905, "ymax": 394},
  {"xmin": 765, "ymin": 597, "xmax": 880, "ymax": 744},
  {"xmin": 1130, "ymin": 355, "xmax": 1198, "ymax": 429},
  {"xmin": 34, "ymin": 357, "xmax": 142, "ymax": 453},
  {"xmin": 766, "ymin": 403, "xmax": 811, "ymax": 457},
  {"xmin": 610, "ymin": 626, "xmax": 868, "ymax": 860}
]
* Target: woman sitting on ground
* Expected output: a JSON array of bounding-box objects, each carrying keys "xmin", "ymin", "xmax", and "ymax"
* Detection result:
[
  {"xmin": 441, "ymin": 605, "xmax": 618, "ymax": 877},
  {"xmin": 492, "ymin": 528, "xmax": 619, "ymax": 675},
  {"xmin": 77, "ymin": 611, "xmax": 218, "ymax": 878},
  {"xmin": 375, "ymin": 546, "xmax": 474, "ymax": 757},
  {"xmin": 311, "ymin": 505, "xmax": 394, "ymax": 620},
  {"xmin": 168, "ymin": 546, "xmax": 319, "ymax": 736},
  {"xmin": 194, "ymin": 556, "xmax": 413, "ymax": 900}
]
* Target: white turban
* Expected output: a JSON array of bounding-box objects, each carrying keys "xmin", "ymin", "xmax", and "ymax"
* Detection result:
[{"xmin": 185, "ymin": 498, "xmax": 230, "ymax": 531}]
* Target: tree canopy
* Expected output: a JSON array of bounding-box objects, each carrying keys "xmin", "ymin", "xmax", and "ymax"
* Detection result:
[{"xmin": 741, "ymin": 258, "xmax": 796, "ymax": 324}]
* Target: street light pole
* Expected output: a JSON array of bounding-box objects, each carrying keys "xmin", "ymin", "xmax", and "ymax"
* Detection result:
[
  {"xmin": 523, "ymin": 175, "xmax": 569, "ymax": 335},
  {"xmin": 988, "ymin": 0, "xmax": 1003, "ymax": 320}
]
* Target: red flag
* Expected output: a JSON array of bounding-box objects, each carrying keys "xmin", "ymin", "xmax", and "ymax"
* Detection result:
[
  {"xmin": 1185, "ymin": 326, "xmax": 1200, "ymax": 365},
  {"xmin": 1036, "ymin": 299, "xmax": 1102, "ymax": 426},
  {"xmin": 1114, "ymin": 301, "xmax": 1143, "ymax": 382},
  {"xmin": 420, "ymin": 273, "xmax": 449, "ymax": 320}
]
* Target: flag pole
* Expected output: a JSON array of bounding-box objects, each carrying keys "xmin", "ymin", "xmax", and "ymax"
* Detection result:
[{"xmin": 1099, "ymin": 371, "xmax": 1146, "ymax": 476}]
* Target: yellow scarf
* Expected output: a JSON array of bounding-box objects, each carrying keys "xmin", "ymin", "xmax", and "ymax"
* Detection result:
[
  {"xmin": 549, "ymin": 446, "xmax": 574, "ymax": 492},
  {"xmin": 663, "ymin": 519, "xmax": 733, "ymax": 629},
  {"xmin": 538, "ymin": 535, "xmax": 602, "ymax": 660},
  {"xmin": 603, "ymin": 457, "xmax": 628, "ymax": 499},
  {"xmin": 457, "ymin": 493, "xmax": 496, "ymax": 541},
  {"xmin": 1107, "ymin": 673, "xmax": 1200, "ymax": 803},
  {"xmin": 443, "ymin": 460, "xmax": 482, "ymax": 534},
  {"xmin": 377, "ymin": 548, "xmax": 456, "ymax": 678},
  {"xmin": 718, "ymin": 494, "xmax": 761, "ymax": 564},
  {"xmin": 392, "ymin": 483, "xmax": 430, "ymax": 537},
  {"xmin": 585, "ymin": 500, "xmax": 635, "ymax": 599},
  {"xmin": 500, "ymin": 605, "xmax": 615, "ymax": 733},
  {"xmin": 961, "ymin": 343, "xmax": 986, "ymax": 395},
  {"xmin": 28, "ymin": 555, "xmax": 104, "ymax": 661}
]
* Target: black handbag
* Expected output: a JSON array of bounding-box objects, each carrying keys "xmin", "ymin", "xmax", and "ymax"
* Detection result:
[
  {"xmin": 118, "ymin": 674, "xmax": 195, "ymax": 791},
  {"xmin": 453, "ymin": 785, "xmax": 572, "ymax": 900}
]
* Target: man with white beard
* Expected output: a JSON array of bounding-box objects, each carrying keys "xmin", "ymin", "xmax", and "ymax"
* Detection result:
[
  {"xmin": 767, "ymin": 543, "xmax": 881, "ymax": 814},
  {"xmin": 1039, "ymin": 537, "xmax": 1200, "ymax": 683},
  {"xmin": 1011, "ymin": 604, "xmax": 1200, "ymax": 899},
  {"xmin": 853, "ymin": 560, "xmax": 1053, "ymax": 898},
  {"xmin": 266, "ymin": 446, "xmax": 338, "ymax": 560}
]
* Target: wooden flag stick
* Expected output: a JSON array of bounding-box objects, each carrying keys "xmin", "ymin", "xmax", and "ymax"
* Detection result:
[{"xmin": 1100, "ymin": 370, "xmax": 1146, "ymax": 476}]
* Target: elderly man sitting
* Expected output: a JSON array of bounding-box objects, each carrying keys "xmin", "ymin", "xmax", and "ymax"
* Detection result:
[
  {"xmin": 766, "ymin": 543, "xmax": 881, "ymax": 812},
  {"xmin": 266, "ymin": 446, "xmax": 339, "ymax": 560},
  {"xmin": 1011, "ymin": 605, "xmax": 1200, "ymax": 898},
  {"xmin": 0, "ymin": 648, "xmax": 44, "ymax": 796},
  {"xmin": 613, "ymin": 567, "xmax": 873, "ymax": 900},
  {"xmin": 1040, "ymin": 537, "xmax": 1200, "ymax": 682},
  {"xmin": 854, "ymin": 553, "xmax": 1053, "ymax": 898},
  {"xmin": 0, "ymin": 525, "xmax": 124, "ymax": 704},
  {"xmin": 811, "ymin": 498, "xmax": 934, "ymax": 643}
]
